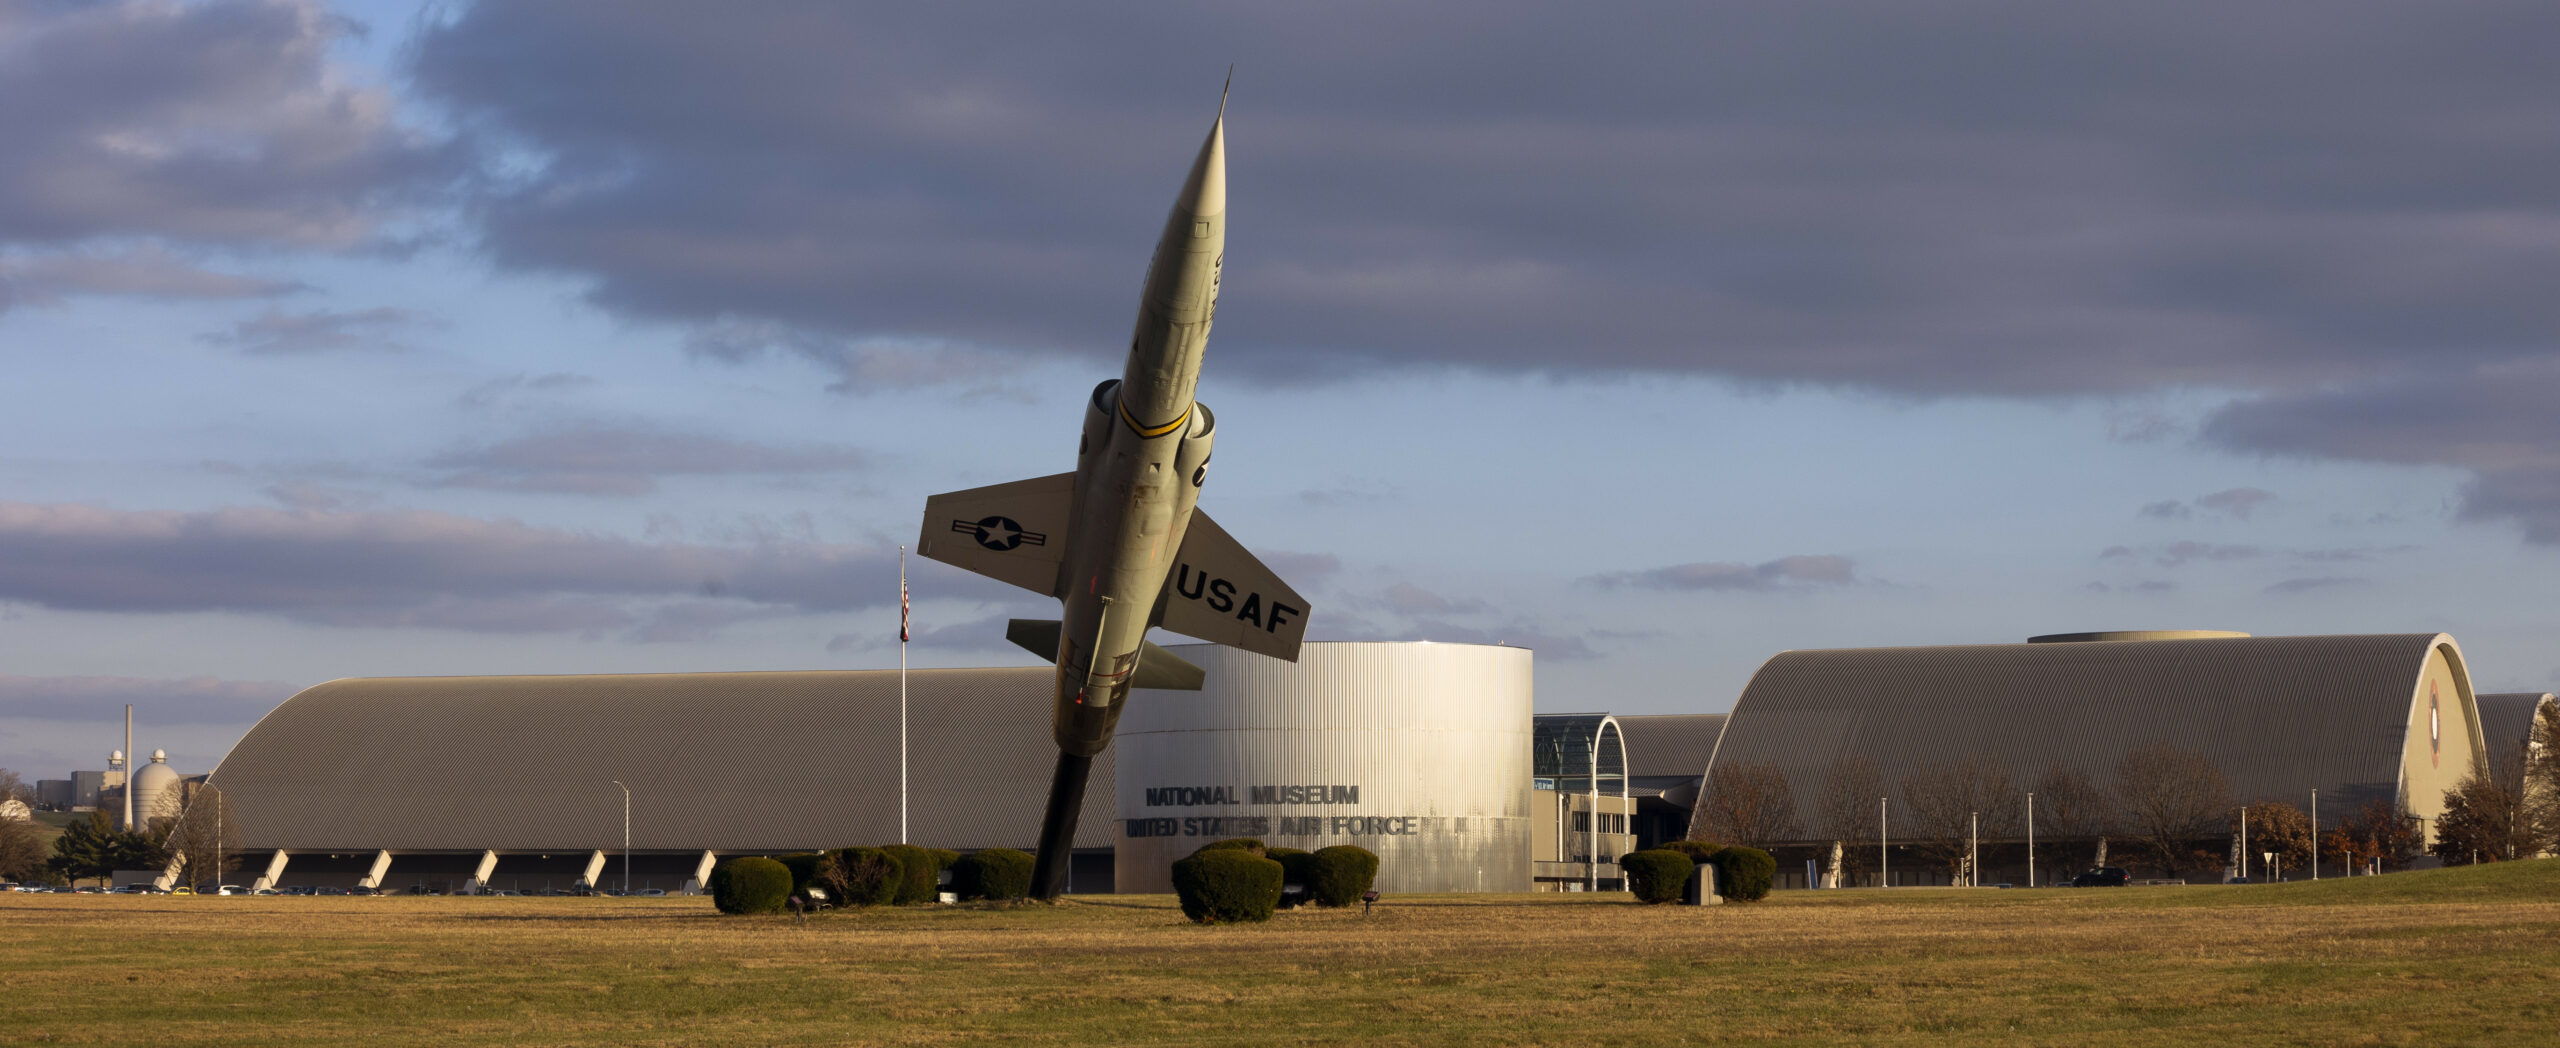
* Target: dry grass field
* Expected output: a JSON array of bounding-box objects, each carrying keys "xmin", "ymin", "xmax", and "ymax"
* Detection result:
[{"xmin": 6, "ymin": 861, "xmax": 2558, "ymax": 1047}]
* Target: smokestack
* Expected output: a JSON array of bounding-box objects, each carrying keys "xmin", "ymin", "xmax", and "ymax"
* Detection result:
[{"xmin": 123, "ymin": 704, "xmax": 134, "ymax": 830}]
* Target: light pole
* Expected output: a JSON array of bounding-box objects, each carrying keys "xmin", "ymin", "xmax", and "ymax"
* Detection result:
[
  {"xmin": 1968, "ymin": 810, "xmax": 1978, "ymax": 888},
  {"xmin": 2237, "ymin": 805, "xmax": 2248, "ymax": 883},
  {"xmin": 610, "ymin": 780, "xmax": 630, "ymax": 894},
  {"xmin": 1879, "ymin": 797, "xmax": 1889, "ymax": 888},
  {"xmin": 2026, "ymin": 791, "xmax": 2036, "ymax": 888},
  {"xmin": 2311, "ymin": 788, "xmax": 2319, "ymax": 880}
]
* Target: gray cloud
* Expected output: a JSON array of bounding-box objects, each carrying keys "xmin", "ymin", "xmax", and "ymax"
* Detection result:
[
  {"xmin": 0, "ymin": 245, "xmax": 302, "ymax": 309},
  {"xmin": 2265, "ymin": 576, "xmax": 2370, "ymax": 595},
  {"xmin": 0, "ymin": 500, "xmax": 936, "ymax": 637},
  {"xmin": 2085, "ymin": 580, "xmax": 2178, "ymax": 594},
  {"xmin": 199, "ymin": 306, "xmax": 427, "ymax": 354},
  {"xmin": 1381, "ymin": 582, "xmax": 1488, "ymax": 616},
  {"xmin": 684, "ymin": 321, "xmax": 1032, "ymax": 396},
  {"xmin": 2138, "ymin": 487, "xmax": 2277, "ymax": 522},
  {"xmin": 0, "ymin": 674, "xmax": 299, "ymax": 725},
  {"xmin": 2195, "ymin": 487, "xmax": 2276, "ymax": 518},
  {"xmin": 2104, "ymin": 541, "xmax": 2262, "ymax": 568},
  {"xmin": 258, "ymin": 482, "xmax": 378, "ymax": 511},
  {"xmin": 0, "ymin": 0, "xmax": 445, "ymax": 250},
  {"xmin": 1258, "ymin": 551, "xmax": 1342, "ymax": 586},
  {"xmin": 456, "ymin": 371, "xmax": 598, "ymax": 409},
  {"xmin": 2205, "ymin": 360, "xmax": 2560, "ymax": 543},
  {"xmin": 423, "ymin": 424, "xmax": 867, "ymax": 496},
  {"xmin": 409, "ymin": 3, "xmax": 2560, "ymax": 396},
  {"xmin": 1586, "ymin": 554, "xmax": 1859, "ymax": 592}
]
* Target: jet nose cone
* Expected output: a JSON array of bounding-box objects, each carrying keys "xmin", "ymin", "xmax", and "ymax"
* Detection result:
[{"xmin": 1177, "ymin": 110, "xmax": 1225, "ymax": 218}]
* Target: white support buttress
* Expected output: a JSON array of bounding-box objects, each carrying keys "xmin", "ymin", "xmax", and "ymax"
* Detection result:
[
  {"xmin": 356, "ymin": 849, "xmax": 392, "ymax": 889},
  {"xmin": 464, "ymin": 849, "xmax": 498, "ymax": 894},
  {"xmin": 686, "ymin": 850, "xmax": 716, "ymax": 895},
  {"xmin": 581, "ymin": 849, "xmax": 607, "ymax": 889},
  {"xmin": 253, "ymin": 851, "xmax": 289, "ymax": 891}
]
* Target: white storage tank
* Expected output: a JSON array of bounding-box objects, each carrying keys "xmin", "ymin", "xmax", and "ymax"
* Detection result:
[{"xmin": 1114, "ymin": 641, "xmax": 1533, "ymax": 893}]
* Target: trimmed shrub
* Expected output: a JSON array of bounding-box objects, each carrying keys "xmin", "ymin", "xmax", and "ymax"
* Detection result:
[
  {"xmin": 823, "ymin": 846, "xmax": 901, "ymax": 907},
  {"xmin": 1172, "ymin": 847, "xmax": 1284, "ymax": 923},
  {"xmin": 1307, "ymin": 845, "xmax": 1380, "ymax": 907},
  {"xmin": 1621, "ymin": 849, "xmax": 1697, "ymax": 904},
  {"xmin": 880, "ymin": 844, "xmax": 939, "ymax": 905},
  {"xmin": 709, "ymin": 857, "xmax": 792, "ymax": 915},
  {"xmin": 1710, "ymin": 846, "xmax": 1777, "ymax": 902},
  {"xmin": 953, "ymin": 848, "xmax": 1035, "ymax": 901},
  {"xmin": 1197, "ymin": 838, "xmax": 1268, "ymax": 857},
  {"xmin": 1658, "ymin": 840, "xmax": 1722, "ymax": 865},
  {"xmin": 775, "ymin": 852, "xmax": 825, "ymax": 898},
  {"xmin": 1268, "ymin": 847, "xmax": 1316, "ymax": 908}
]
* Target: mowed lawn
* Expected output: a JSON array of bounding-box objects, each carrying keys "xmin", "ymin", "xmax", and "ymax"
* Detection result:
[{"xmin": 6, "ymin": 862, "xmax": 2559, "ymax": 1047}]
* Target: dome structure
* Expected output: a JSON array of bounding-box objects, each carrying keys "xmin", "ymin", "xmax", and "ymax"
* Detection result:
[{"xmin": 131, "ymin": 750, "xmax": 182, "ymax": 826}]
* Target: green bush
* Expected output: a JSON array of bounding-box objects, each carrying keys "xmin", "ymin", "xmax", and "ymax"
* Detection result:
[
  {"xmin": 1658, "ymin": 840, "xmax": 1722, "ymax": 865},
  {"xmin": 824, "ymin": 846, "xmax": 901, "ymax": 907},
  {"xmin": 709, "ymin": 857, "xmax": 792, "ymax": 915},
  {"xmin": 880, "ymin": 844, "xmax": 940, "ymax": 905},
  {"xmin": 1197, "ymin": 838, "xmax": 1268, "ymax": 857},
  {"xmin": 1709, "ymin": 846, "xmax": 1776, "ymax": 902},
  {"xmin": 1307, "ymin": 845, "xmax": 1380, "ymax": 907},
  {"xmin": 1171, "ymin": 847, "xmax": 1284, "ymax": 923},
  {"xmin": 775, "ymin": 852, "xmax": 825, "ymax": 898},
  {"xmin": 952, "ymin": 848, "xmax": 1035, "ymax": 901},
  {"xmin": 1268, "ymin": 847, "xmax": 1316, "ymax": 908},
  {"xmin": 1620, "ymin": 849, "xmax": 1697, "ymax": 904}
]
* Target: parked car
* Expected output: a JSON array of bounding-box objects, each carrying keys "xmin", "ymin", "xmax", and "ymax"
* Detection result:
[
  {"xmin": 316, "ymin": 886, "xmax": 346, "ymax": 896},
  {"xmin": 2071, "ymin": 867, "xmax": 2132, "ymax": 887},
  {"xmin": 636, "ymin": 889, "xmax": 667, "ymax": 897},
  {"xmin": 253, "ymin": 888, "xmax": 281, "ymax": 896},
  {"xmin": 216, "ymin": 885, "xmax": 246, "ymax": 895},
  {"xmin": 281, "ymin": 885, "xmax": 315, "ymax": 896},
  {"xmin": 346, "ymin": 885, "xmax": 380, "ymax": 896}
]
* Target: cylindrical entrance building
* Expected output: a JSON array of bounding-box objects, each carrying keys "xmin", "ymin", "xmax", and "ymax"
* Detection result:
[{"xmin": 1113, "ymin": 641, "xmax": 1533, "ymax": 893}]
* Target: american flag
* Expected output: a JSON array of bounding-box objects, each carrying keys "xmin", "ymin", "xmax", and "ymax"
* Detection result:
[{"xmin": 898, "ymin": 558, "xmax": 910, "ymax": 643}]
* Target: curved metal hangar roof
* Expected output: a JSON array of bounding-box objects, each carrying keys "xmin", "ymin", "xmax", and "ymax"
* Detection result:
[
  {"xmin": 214, "ymin": 668, "xmax": 1113, "ymax": 853},
  {"xmin": 1697, "ymin": 633, "xmax": 2486, "ymax": 842}
]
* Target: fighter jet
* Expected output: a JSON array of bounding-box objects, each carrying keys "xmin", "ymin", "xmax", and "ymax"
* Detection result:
[{"xmin": 916, "ymin": 89, "xmax": 1309, "ymax": 899}]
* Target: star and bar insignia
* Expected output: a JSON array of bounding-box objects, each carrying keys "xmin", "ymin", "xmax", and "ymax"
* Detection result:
[{"xmin": 954, "ymin": 515, "xmax": 1047, "ymax": 552}]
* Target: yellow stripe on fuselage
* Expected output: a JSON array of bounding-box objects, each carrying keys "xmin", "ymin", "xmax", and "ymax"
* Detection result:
[{"xmin": 1119, "ymin": 401, "xmax": 1191, "ymax": 439}]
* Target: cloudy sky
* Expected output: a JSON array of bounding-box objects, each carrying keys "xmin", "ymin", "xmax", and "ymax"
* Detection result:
[{"xmin": 4, "ymin": 0, "xmax": 2557, "ymax": 778}]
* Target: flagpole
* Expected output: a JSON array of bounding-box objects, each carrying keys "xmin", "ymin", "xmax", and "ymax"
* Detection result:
[{"xmin": 899, "ymin": 546, "xmax": 910, "ymax": 846}]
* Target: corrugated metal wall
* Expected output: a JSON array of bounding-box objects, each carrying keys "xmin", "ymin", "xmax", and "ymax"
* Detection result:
[{"xmin": 1113, "ymin": 642, "xmax": 1533, "ymax": 893}]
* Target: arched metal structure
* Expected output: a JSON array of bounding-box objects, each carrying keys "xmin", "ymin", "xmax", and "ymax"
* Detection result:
[
  {"xmin": 1533, "ymin": 713, "xmax": 1627, "ymax": 891},
  {"xmin": 1696, "ymin": 633, "xmax": 2488, "ymax": 878}
]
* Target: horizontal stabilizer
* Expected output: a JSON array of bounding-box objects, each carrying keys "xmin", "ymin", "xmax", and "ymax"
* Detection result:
[
  {"xmin": 1006, "ymin": 619, "xmax": 1206, "ymax": 691},
  {"xmin": 917, "ymin": 473, "xmax": 1075, "ymax": 597}
]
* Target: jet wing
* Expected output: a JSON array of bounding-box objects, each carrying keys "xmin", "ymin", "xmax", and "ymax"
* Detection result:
[
  {"xmin": 1153, "ymin": 509, "xmax": 1309, "ymax": 661},
  {"xmin": 916, "ymin": 473, "xmax": 1074, "ymax": 597}
]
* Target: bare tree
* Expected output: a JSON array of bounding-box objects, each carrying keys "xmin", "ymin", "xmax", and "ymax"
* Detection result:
[
  {"xmin": 0, "ymin": 814, "xmax": 51, "ymax": 882},
  {"xmin": 2530, "ymin": 711, "xmax": 2560, "ymax": 852},
  {"xmin": 1691, "ymin": 762, "xmax": 1801, "ymax": 849},
  {"xmin": 2031, "ymin": 763, "xmax": 2111, "ymax": 878},
  {"xmin": 2329, "ymin": 798, "xmax": 2422, "ymax": 872},
  {"xmin": 2113, "ymin": 742, "xmax": 2231, "ymax": 877},
  {"xmin": 0, "ymin": 767, "xmax": 31, "ymax": 807},
  {"xmin": 159, "ymin": 783, "xmax": 244, "ymax": 890},
  {"xmin": 1815, "ymin": 754, "xmax": 1883, "ymax": 883},
  {"xmin": 1900, "ymin": 756, "xmax": 2020, "ymax": 882}
]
